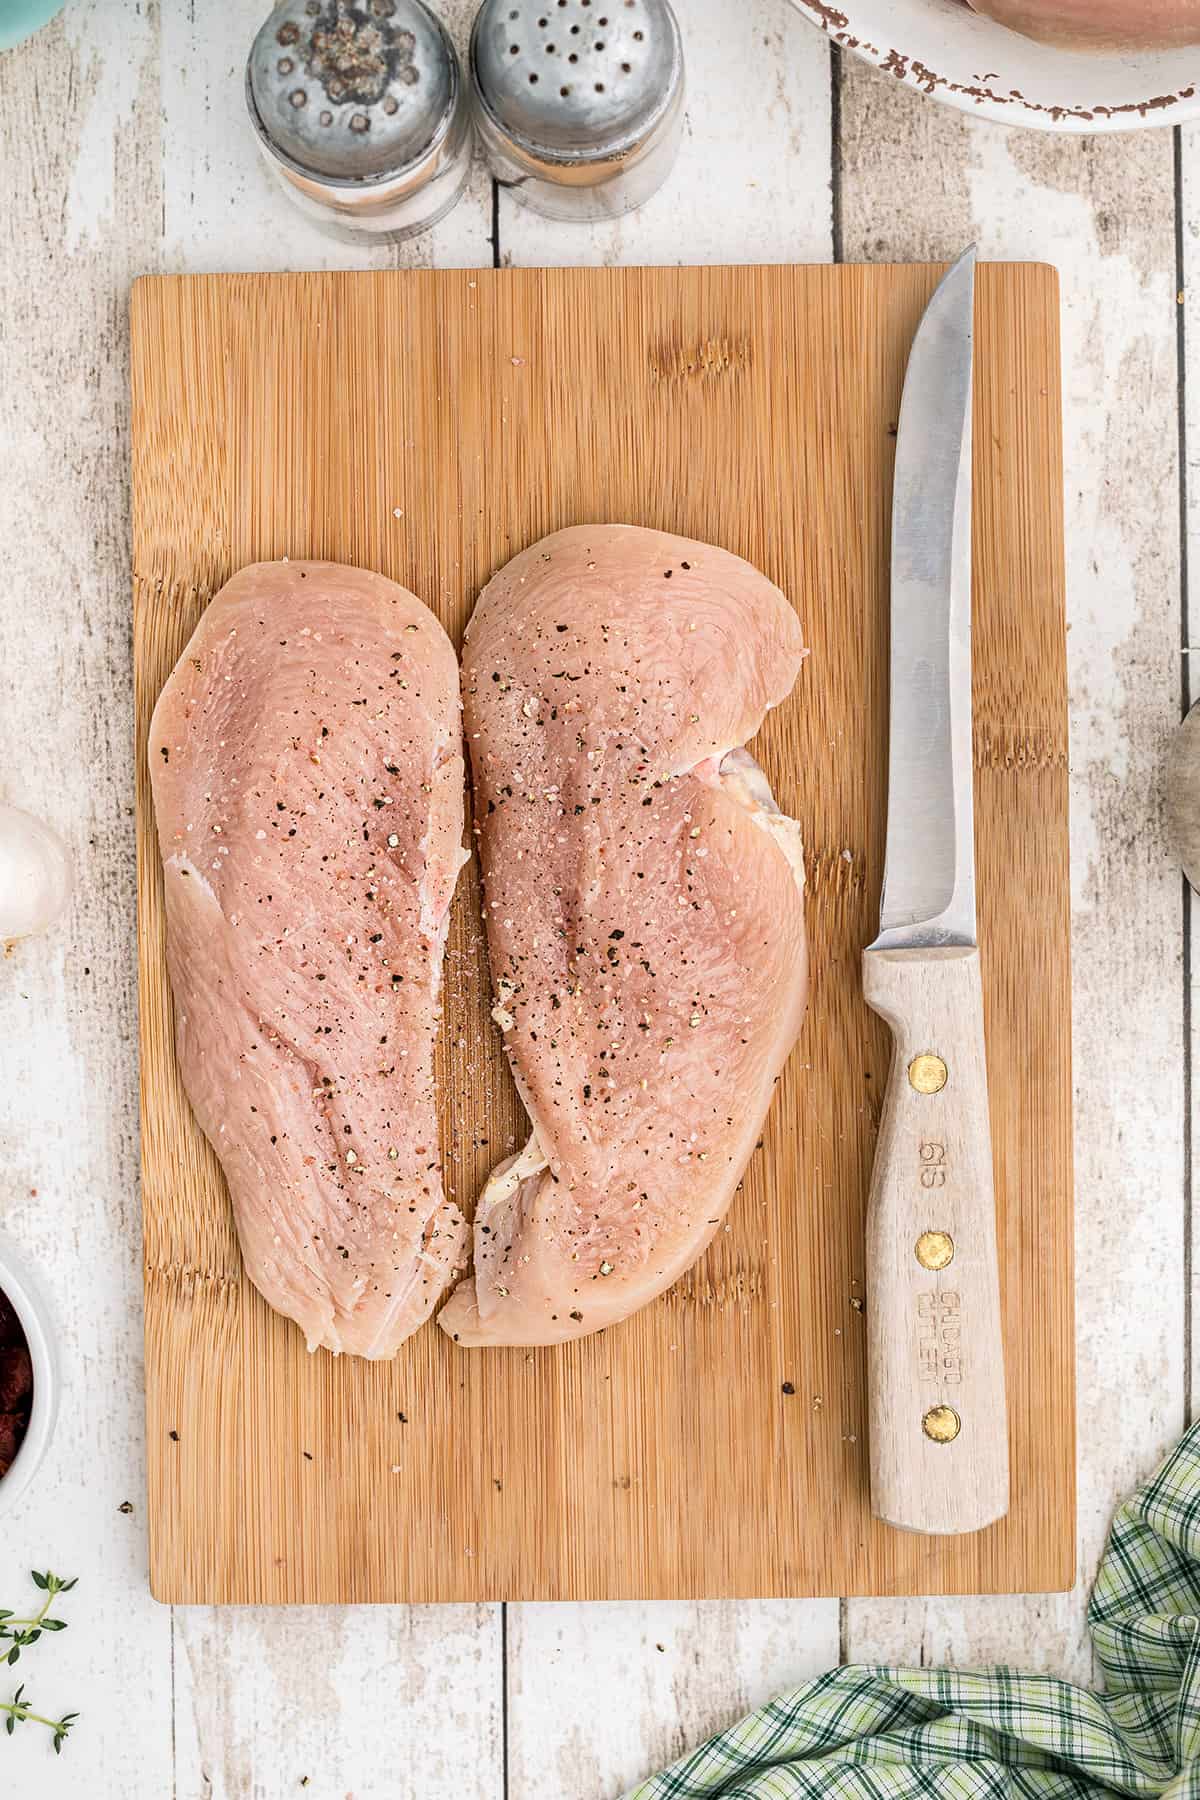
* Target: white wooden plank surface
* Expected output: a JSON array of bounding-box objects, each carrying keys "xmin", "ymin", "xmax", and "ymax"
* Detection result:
[
  {"xmin": 0, "ymin": 0, "xmax": 1195, "ymax": 1794},
  {"xmin": 509, "ymin": 1602, "xmax": 841, "ymax": 1800},
  {"xmin": 0, "ymin": 3, "xmax": 175, "ymax": 1791},
  {"xmin": 499, "ymin": 10, "xmax": 842, "ymax": 1794},
  {"xmin": 173, "ymin": 1606, "xmax": 503, "ymax": 1800},
  {"xmin": 1179, "ymin": 124, "xmax": 1199, "ymax": 1425},
  {"xmin": 838, "ymin": 61, "xmax": 1187, "ymax": 1682}
]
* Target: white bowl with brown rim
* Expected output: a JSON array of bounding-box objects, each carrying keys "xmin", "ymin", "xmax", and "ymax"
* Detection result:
[{"xmin": 792, "ymin": 0, "xmax": 1200, "ymax": 131}]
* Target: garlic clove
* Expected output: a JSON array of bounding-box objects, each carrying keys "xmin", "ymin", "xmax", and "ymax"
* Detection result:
[{"xmin": 0, "ymin": 804, "xmax": 73, "ymax": 944}]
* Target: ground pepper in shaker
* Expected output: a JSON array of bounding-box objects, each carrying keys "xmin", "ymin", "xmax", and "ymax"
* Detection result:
[
  {"xmin": 469, "ymin": 0, "xmax": 684, "ymax": 221},
  {"xmin": 246, "ymin": 0, "xmax": 473, "ymax": 242}
]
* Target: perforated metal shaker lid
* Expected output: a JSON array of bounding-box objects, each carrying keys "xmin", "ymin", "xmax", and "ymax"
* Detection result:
[
  {"xmin": 248, "ymin": 0, "xmax": 457, "ymax": 184},
  {"xmin": 471, "ymin": 0, "xmax": 682, "ymax": 162}
]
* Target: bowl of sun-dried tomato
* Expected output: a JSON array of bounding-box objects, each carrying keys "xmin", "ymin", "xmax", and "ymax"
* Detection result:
[{"xmin": 0, "ymin": 1236, "xmax": 59, "ymax": 1514}]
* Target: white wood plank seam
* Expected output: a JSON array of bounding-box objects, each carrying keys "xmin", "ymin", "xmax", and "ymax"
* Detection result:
[
  {"xmin": 833, "ymin": 43, "xmax": 849, "ymax": 1675},
  {"xmin": 1175, "ymin": 126, "xmax": 1195, "ymax": 1437}
]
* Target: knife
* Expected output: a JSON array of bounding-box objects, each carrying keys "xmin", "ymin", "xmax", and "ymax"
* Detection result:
[{"xmin": 863, "ymin": 246, "xmax": 1009, "ymax": 1537}]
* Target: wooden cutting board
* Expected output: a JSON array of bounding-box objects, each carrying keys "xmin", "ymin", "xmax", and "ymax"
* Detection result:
[{"xmin": 132, "ymin": 263, "xmax": 1073, "ymax": 1603}]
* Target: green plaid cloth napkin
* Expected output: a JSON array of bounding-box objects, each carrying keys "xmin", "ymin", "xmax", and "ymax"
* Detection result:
[{"xmin": 627, "ymin": 1426, "xmax": 1200, "ymax": 1800}]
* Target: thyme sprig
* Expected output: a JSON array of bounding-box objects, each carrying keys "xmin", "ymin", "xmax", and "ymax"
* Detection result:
[
  {"xmin": 0, "ymin": 1569, "xmax": 75, "ymax": 1666},
  {"xmin": 0, "ymin": 1573, "xmax": 78, "ymax": 1753},
  {"xmin": 1, "ymin": 1686, "xmax": 77, "ymax": 1754}
]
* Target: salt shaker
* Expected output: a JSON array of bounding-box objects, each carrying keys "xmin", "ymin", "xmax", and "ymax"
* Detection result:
[
  {"xmin": 469, "ymin": 0, "xmax": 684, "ymax": 222},
  {"xmin": 246, "ymin": 0, "xmax": 473, "ymax": 242}
]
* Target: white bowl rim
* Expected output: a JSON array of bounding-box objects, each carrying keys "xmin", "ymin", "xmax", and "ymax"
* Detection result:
[
  {"xmin": 0, "ymin": 1233, "xmax": 60, "ymax": 1517},
  {"xmin": 789, "ymin": 0, "xmax": 1200, "ymax": 134}
]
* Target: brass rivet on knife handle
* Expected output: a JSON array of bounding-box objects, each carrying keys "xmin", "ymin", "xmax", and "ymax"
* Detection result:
[
  {"xmin": 922, "ymin": 1405, "xmax": 961, "ymax": 1444},
  {"xmin": 915, "ymin": 1230, "xmax": 954, "ymax": 1271},
  {"xmin": 908, "ymin": 1053, "xmax": 948, "ymax": 1094}
]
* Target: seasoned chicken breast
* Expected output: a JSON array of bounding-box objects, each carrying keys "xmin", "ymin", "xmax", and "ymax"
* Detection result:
[
  {"xmin": 149, "ymin": 562, "xmax": 468, "ymax": 1358},
  {"xmin": 439, "ymin": 525, "xmax": 808, "ymax": 1348}
]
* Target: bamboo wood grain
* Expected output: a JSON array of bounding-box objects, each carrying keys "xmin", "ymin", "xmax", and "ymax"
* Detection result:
[
  {"xmin": 863, "ymin": 946, "xmax": 1009, "ymax": 1536},
  {"xmin": 132, "ymin": 262, "xmax": 1073, "ymax": 1603}
]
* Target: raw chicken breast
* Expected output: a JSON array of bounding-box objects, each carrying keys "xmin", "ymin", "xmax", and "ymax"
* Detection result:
[
  {"xmin": 150, "ymin": 562, "xmax": 468, "ymax": 1358},
  {"xmin": 439, "ymin": 525, "xmax": 808, "ymax": 1348}
]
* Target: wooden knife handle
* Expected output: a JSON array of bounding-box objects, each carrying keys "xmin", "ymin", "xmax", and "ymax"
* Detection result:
[{"xmin": 862, "ymin": 945, "xmax": 1009, "ymax": 1535}]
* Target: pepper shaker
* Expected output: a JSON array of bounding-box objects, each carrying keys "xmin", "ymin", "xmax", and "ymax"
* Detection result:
[
  {"xmin": 469, "ymin": 0, "xmax": 684, "ymax": 221},
  {"xmin": 246, "ymin": 0, "xmax": 473, "ymax": 242}
]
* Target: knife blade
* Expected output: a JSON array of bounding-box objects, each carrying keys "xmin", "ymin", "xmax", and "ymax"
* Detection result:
[
  {"xmin": 863, "ymin": 247, "xmax": 1009, "ymax": 1537},
  {"xmin": 872, "ymin": 245, "xmax": 976, "ymax": 956}
]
